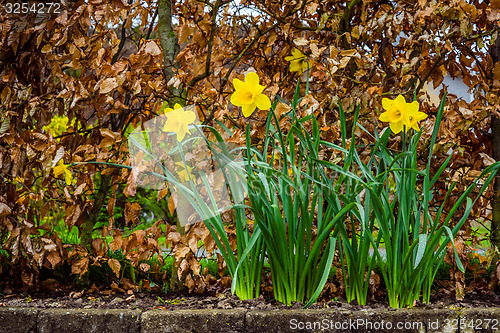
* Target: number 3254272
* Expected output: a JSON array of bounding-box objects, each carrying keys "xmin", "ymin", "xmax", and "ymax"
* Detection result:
[{"xmin": 3, "ymin": 2, "xmax": 62, "ymax": 15}]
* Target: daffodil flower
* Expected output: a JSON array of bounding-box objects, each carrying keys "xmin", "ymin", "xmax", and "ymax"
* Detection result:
[
  {"xmin": 379, "ymin": 95, "xmax": 427, "ymax": 134},
  {"xmin": 230, "ymin": 72, "xmax": 271, "ymax": 117},
  {"xmin": 162, "ymin": 105, "xmax": 197, "ymax": 141},
  {"xmin": 43, "ymin": 115, "xmax": 75, "ymax": 138},
  {"xmin": 53, "ymin": 160, "xmax": 73, "ymax": 185},
  {"xmin": 175, "ymin": 161, "xmax": 194, "ymax": 182},
  {"xmin": 160, "ymin": 103, "xmax": 183, "ymax": 114},
  {"xmin": 405, "ymin": 107, "xmax": 428, "ymax": 132},
  {"xmin": 285, "ymin": 49, "xmax": 310, "ymax": 74}
]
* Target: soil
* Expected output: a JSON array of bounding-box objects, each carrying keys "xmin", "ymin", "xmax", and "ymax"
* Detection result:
[{"xmin": 0, "ymin": 288, "xmax": 499, "ymax": 311}]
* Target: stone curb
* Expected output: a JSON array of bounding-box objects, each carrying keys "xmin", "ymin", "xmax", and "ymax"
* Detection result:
[{"xmin": 0, "ymin": 307, "xmax": 498, "ymax": 333}]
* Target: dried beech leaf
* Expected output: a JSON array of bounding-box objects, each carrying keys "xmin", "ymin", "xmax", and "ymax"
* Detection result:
[
  {"xmin": 74, "ymin": 183, "xmax": 86, "ymax": 196},
  {"xmin": 168, "ymin": 195, "xmax": 176, "ymax": 215},
  {"xmin": 142, "ymin": 40, "xmax": 162, "ymax": 56},
  {"xmin": 109, "ymin": 236, "xmax": 123, "ymax": 252},
  {"xmin": 108, "ymin": 258, "xmax": 121, "ymax": 277},
  {"xmin": 0, "ymin": 117, "xmax": 10, "ymax": 135},
  {"xmin": 0, "ymin": 202, "xmax": 11, "ymax": 218},
  {"xmin": 71, "ymin": 257, "xmax": 89, "ymax": 276},
  {"xmin": 52, "ymin": 147, "xmax": 65, "ymax": 167},
  {"xmin": 124, "ymin": 202, "xmax": 141, "ymax": 225},
  {"xmin": 99, "ymin": 78, "xmax": 118, "ymax": 94},
  {"xmin": 46, "ymin": 251, "xmax": 61, "ymax": 267}
]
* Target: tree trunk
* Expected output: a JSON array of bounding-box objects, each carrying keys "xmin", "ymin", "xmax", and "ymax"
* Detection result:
[
  {"xmin": 158, "ymin": 0, "xmax": 182, "ymax": 104},
  {"xmin": 491, "ymin": 118, "xmax": 500, "ymax": 252},
  {"xmin": 490, "ymin": 37, "xmax": 500, "ymax": 255},
  {"xmin": 81, "ymin": 174, "xmax": 112, "ymax": 248},
  {"xmin": 157, "ymin": 0, "xmax": 186, "ymax": 291}
]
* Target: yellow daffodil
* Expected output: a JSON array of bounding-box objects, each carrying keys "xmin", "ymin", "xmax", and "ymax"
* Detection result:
[
  {"xmin": 175, "ymin": 161, "xmax": 194, "ymax": 182},
  {"xmin": 230, "ymin": 72, "xmax": 271, "ymax": 117},
  {"xmin": 379, "ymin": 95, "xmax": 427, "ymax": 134},
  {"xmin": 162, "ymin": 105, "xmax": 197, "ymax": 141},
  {"xmin": 406, "ymin": 107, "xmax": 428, "ymax": 132},
  {"xmin": 53, "ymin": 160, "xmax": 73, "ymax": 185},
  {"xmin": 43, "ymin": 115, "xmax": 75, "ymax": 138},
  {"xmin": 285, "ymin": 49, "xmax": 310, "ymax": 74},
  {"xmin": 159, "ymin": 102, "xmax": 183, "ymax": 114}
]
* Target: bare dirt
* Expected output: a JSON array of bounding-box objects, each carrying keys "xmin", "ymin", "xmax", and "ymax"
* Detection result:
[{"xmin": 1, "ymin": 289, "xmax": 499, "ymax": 311}]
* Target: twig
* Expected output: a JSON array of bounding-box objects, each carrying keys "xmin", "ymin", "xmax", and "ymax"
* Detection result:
[
  {"xmin": 111, "ymin": 10, "xmax": 130, "ymax": 64},
  {"xmin": 185, "ymin": 0, "xmax": 223, "ymax": 92},
  {"xmin": 145, "ymin": 8, "xmax": 158, "ymax": 41},
  {"xmin": 414, "ymin": 52, "xmax": 447, "ymax": 97}
]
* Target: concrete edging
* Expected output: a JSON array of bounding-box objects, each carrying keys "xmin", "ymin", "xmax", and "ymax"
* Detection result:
[{"xmin": 0, "ymin": 307, "xmax": 498, "ymax": 333}]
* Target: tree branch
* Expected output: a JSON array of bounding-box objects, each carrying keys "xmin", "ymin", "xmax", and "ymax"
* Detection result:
[
  {"xmin": 414, "ymin": 52, "xmax": 447, "ymax": 97},
  {"xmin": 145, "ymin": 8, "xmax": 158, "ymax": 41},
  {"xmin": 185, "ymin": 0, "xmax": 224, "ymax": 92},
  {"xmin": 158, "ymin": 0, "xmax": 180, "ymax": 92},
  {"xmin": 111, "ymin": 11, "xmax": 129, "ymax": 64}
]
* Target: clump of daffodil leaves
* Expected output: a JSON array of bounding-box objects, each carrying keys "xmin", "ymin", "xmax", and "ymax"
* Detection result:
[{"xmin": 230, "ymin": 72, "xmax": 271, "ymax": 117}]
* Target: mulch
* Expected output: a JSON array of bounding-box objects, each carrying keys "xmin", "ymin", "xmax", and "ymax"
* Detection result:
[{"xmin": 1, "ymin": 288, "xmax": 499, "ymax": 311}]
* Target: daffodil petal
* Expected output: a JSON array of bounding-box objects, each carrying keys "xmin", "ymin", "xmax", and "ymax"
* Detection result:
[
  {"xmin": 242, "ymin": 103, "xmax": 256, "ymax": 117},
  {"xmin": 53, "ymin": 165, "xmax": 65, "ymax": 177},
  {"xmin": 300, "ymin": 61, "xmax": 309, "ymax": 73},
  {"xmin": 64, "ymin": 169, "xmax": 72, "ymax": 185},
  {"xmin": 254, "ymin": 83, "xmax": 265, "ymax": 95},
  {"xmin": 231, "ymin": 91, "xmax": 243, "ymax": 106},
  {"xmin": 186, "ymin": 110, "xmax": 196, "ymax": 123},
  {"xmin": 245, "ymin": 72, "xmax": 260, "ymax": 86},
  {"xmin": 289, "ymin": 62, "xmax": 300, "ymax": 72},
  {"xmin": 176, "ymin": 129, "xmax": 186, "ymax": 141},
  {"xmin": 382, "ymin": 98, "xmax": 394, "ymax": 110},
  {"xmin": 416, "ymin": 111, "xmax": 428, "ymax": 121},
  {"xmin": 379, "ymin": 111, "xmax": 391, "ymax": 122},
  {"xmin": 233, "ymin": 78, "xmax": 245, "ymax": 91},
  {"xmin": 254, "ymin": 94, "xmax": 271, "ymax": 110},
  {"xmin": 393, "ymin": 95, "xmax": 407, "ymax": 109},
  {"xmin": 408, "ymin": 100, "xmax": 419, "ymax": 113},
  {"xmin": 390, "ymin": 120, "xmax": 403, "ymax": 134},
  {"xmin": 292, "ymin": 49, "xmax": 304, "ymax": 58}
]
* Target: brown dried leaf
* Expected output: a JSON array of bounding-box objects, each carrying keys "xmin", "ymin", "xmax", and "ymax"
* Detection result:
[
  {"xmin": 167, "ymin": 231, "xmax": 181, "ymax": 244},
  {"xmin": 184, "ymin": 273, "xmax": 195, "ymax": 292},
  {"xmin": 69, "ymin": 290, "xmax": 85, "ymax": 299},
  {"xmin": 168, "ymin": 195, "xmax": 176, "ymax": 215},
  {"xmin": 0, "ymin": 117, "xmax": 10, "ymax": 135},
  {"xmin": 92, "ymin": 238, "xmax": 106, "ymax": 256},
  {"xmin": 142, "ymin": 40, "xmax": 162, "ymax": 56},
  {"xmin": 73, "ymin": 183, "xmax": 86, "ymax": 196},
  {"xmin": 123, "ymin": 165, "xmax": 146, "ymax": 197},
  {"xmin": 46, "ymin": 251, "xmax": 61, "ymax": 267},
  {"xmin": 108, "ymin": 258, "xmax": 121, "ymax": 277},
  {"xmin": 109, "ymin": 236, "xmax": 123, "ymax": 252},
  {"xmin": 71, "ymin": 257, "xmax": 89, "ymax": 276},
  {"xmin": 0, "ymin": 202, "xmax": 11, "ymax": 218},
  {"xmin": 99, "ymin": 78, "xmax": 118, "ymax": 94},
  {"xmin": 124, "ymin": 202, "xmax": 141, "ymax": 225}
]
